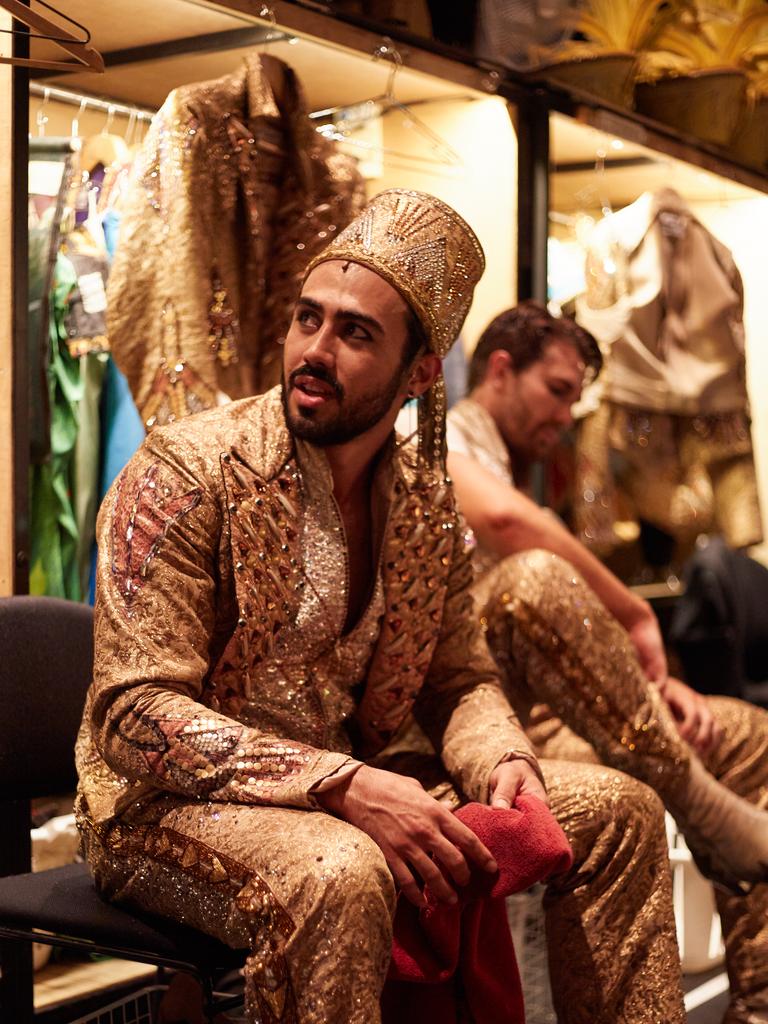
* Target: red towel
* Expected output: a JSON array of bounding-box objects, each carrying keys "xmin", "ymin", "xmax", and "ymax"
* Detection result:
[{"xmin": 382, "ymin": 794, "xmax": 573, "ymax": 1024}]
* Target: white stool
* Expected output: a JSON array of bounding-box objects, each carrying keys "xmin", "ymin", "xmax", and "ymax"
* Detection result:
[{"xmin": 666, "ymin": 813, "xmax": 725, "ymax": 973}]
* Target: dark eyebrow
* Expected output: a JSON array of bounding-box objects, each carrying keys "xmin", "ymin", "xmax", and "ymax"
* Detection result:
[{"xmin": 296, "ymin": 295, "xmax": 385, "ymax": 337}]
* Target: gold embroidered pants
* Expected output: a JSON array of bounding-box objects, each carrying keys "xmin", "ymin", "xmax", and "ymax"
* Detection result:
[
  {"xmin": 475, "ymin": 549, "xmax": 768, "ymax": 1023},
  {"xmin": 540, "ymin": 760, "xmax": 684, "ymax": 1024},
  {"xmin": 79, "ymin": 797, "xmax": 396, "ymax": 1024},
  {"xmin": 79, "ymin": 740, "xmax": 685, "ymax": 1024}
]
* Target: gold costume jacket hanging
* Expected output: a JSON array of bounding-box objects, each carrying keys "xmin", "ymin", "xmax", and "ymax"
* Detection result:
[{"xmin": 107, "ymin": 55, "xmax": 365, "ymax": 429}]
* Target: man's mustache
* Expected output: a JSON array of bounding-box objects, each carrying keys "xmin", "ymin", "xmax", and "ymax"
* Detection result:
[{"xmin": 288, "ymin": 364, "xmax": 344, "ymax": 401}]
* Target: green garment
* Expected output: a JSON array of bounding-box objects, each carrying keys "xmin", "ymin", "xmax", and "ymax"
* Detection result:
[
  {"xmin": 29, "ymin": 253, "xmax": 83, "ymax": 600},
  {"xmin": 74, "ymin": 351, "xmax": 108, "ymax": 597}
]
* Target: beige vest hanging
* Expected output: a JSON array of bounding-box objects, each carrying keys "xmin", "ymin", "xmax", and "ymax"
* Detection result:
[{"xmin": 576, "ymin": 188, "xmax": 748, "ymax": 417}]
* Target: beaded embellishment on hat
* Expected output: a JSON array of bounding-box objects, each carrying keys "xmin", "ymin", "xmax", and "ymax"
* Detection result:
[{"xmin": 305, "ymin": 188, "xmax": 485, "ymax": 358}]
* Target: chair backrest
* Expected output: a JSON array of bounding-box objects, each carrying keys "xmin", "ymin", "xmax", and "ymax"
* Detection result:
[{"xmin": 0, "ymin": 596, "xmax": 93, "ymax": 800}]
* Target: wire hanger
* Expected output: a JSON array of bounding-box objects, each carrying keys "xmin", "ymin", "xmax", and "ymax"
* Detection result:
[
  {"xmin": 0, "ymin": 0, "xmax": 104, "ymax": 74},
  {"xmin": 35, "ymin": 85, "xmax": 49, "ymax": 136},
  {"xmin": 310, "ymin": 38, "xmax": 462, "ymax": 167}
]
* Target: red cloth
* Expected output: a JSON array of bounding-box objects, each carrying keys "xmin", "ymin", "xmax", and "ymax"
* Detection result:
[{"xmin": 382, "ymin": 794, "xmax": 573, "ymax": 1024}]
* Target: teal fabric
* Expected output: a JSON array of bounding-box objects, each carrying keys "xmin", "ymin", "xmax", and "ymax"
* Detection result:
[{"xmin": 100, "ymin": 357, "xmax": 144, "ymax": 499}]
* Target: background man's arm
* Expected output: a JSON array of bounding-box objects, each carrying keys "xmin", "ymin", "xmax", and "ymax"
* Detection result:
[
  {"xmin": 412, "ymin": 506, "xmax": 547, "ymax": 801},
  {"xmin": 447, "ymin": 450, "xmax": 667, "ymax": 683}
]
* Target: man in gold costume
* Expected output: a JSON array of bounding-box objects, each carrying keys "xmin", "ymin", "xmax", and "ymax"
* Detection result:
[
  {"xmin": 78, "ymin": 192, "xmax": 683, "ymax": 1024},
  {"xmin": 447, "ymin": 300, "xmax": 768, "ymax": 1024}
]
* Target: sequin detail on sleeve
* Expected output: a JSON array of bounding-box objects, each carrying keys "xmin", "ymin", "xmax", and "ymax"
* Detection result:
[
  {"xmin": 110, "ymin": 463, "xmax": 202, "ymax": 609},
  {"xmin": 115, "ymin": 707, "xmax": 317, "ymax": 802}
]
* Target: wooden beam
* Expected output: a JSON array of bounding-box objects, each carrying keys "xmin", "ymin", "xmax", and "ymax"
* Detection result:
[
  {"xmin": 553, "ymin": 155, "xmax": 657, "ymax": 175},
  {"xmin": 537, "ymin": 77, "xmax": 768, "ymax": 197},
  {"xmin": 205, "ymin": 1, "xmax": 767, "ymax": 191},
  {"xmin": 204, "ymin": 0, "xmax": 506, "ymax": 97},
  {"xmin": 105, "ymin": 25, "xmax": 282, "ymax": 66},
  {"xmin": 33, "ymin": 24, "xmax": 286, "ymax": 79},
  {"xmin": 10, "ymin": 22, "xmax": 28, "ymax": 595},
  {"xmin": 513, "ymin": 93, "xmax": 549, "ymax": 304}
]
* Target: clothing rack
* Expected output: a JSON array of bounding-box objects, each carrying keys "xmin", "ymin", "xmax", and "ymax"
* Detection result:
[{"xmin": 29, "ymin": 82, "xmax": 155, "ymax": 124}]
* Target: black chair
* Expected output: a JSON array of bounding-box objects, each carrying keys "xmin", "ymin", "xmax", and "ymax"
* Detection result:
[{"xmin": 0, "ymin": 596, "xmax": 245, "ymax": 1022}]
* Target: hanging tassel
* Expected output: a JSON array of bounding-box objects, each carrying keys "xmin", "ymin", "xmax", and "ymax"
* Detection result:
[{"xmin": 417, "ymin": 372, "xmax": 448, "ymax": 480}]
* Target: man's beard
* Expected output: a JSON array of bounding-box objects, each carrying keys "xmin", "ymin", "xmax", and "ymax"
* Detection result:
[{"xmin": 282, "ymin": 363, "xmax": 407, "ymax": 446}]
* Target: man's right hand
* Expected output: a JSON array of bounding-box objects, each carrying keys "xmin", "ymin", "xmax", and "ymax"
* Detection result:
[{"xmin": 317, "ymin": 764, "xmax": 498, "ymax": 907}]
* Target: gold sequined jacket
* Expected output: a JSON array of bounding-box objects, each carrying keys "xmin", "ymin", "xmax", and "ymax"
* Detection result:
[
  {"xmin": 76, "ymin": 387, "xmax": 533, "ymax": 827},
  {"xmin": 107, "ymin": 54, "xmax": 365, "ymax": 429}
]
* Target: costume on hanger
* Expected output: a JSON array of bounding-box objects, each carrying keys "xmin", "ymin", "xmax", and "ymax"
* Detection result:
[
  {"xmin": 106, "ymin": 54, "xmax": 365, "ymax": 429},
  {"xmin": 573, "ymin": 188, "xmax": 762, "ymax": 554},
  {"xmin": 93, "ymin": 159, "xmax": 145, "ymax": 514},
  {"xmin": 28, "ymin": 139, "xmax": 144, "ymax": 602},
  {"xmin": 28, "ymin": 146, "xmax": 82, "ymax": 599},
  {"xmin": 447, "ymin": 395, "xmax": 768, "ymax": 1023},
  {"xmin": 28, "ymin": 144, "xmax": 76, "ymax": 464}
]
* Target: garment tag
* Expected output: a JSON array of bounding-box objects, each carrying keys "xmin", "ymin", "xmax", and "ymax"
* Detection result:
[
  {"xmin": 78, "ymin": 271, "xmax": 108, "ymax": 314},
  {"xmin": 29, "ymin": 160, "xmax": 65, "ymax": 197}
]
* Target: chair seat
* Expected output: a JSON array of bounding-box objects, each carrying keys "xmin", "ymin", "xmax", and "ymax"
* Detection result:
[{"xmin": 0, "ymin": 863, "xmax": 245, "ymax": 973}]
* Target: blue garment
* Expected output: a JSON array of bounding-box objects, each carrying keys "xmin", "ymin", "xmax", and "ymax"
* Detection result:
[
  {"xmin": 89, "ymin": 207, "xmax": 144, "ymax": 601},
  {"xmin": 90, "ymin": 359, "xmax": 144, "ymax": 603},
  {"xmin": 102, "ymin": 208, "xmax": 122, "ymax": 262},
  {"xmin": 99, "ymin": 357, "xmax": 144, "ymax": 500}
]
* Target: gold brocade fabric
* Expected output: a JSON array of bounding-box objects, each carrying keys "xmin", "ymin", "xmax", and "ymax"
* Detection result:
[
  {"xmin": 79, "ymin": 797, "xmax": 396, "ymax": 1023},
  {"xmin": 574, "ymin": 400, "xmax": 763, "ymax": 552},
  {"xmin": 704, "ymin": 697, "xmax": 768, "ymax": 1023},
  {"xmin": 541, "ymin": 760, "xmax": 684, "ymax": 1024},
  {"xmin": 76, "ymin": 386, "xmax": 534, "ymax": 1022},
  {"xmin": 107, "ymin": 55, "xmax": 366, "ymax": 429}
]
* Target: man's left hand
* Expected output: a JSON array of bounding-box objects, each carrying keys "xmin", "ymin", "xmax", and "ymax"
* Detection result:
[
  {"xmin": 626, "ymin": 606, "xmax": 668, "ymax": 685},
  {"xmin": 660, "ymin": 676, "xmax": 723, "ymax": 755},
  {"xmin": 489, "ymin": 758, "xmax": 549, "ymax": 809}
]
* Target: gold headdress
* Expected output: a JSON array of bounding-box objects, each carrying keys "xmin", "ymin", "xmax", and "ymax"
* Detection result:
[{"xmin": 305, "ymin": 188, "xmax": 485, "ymax": 472}]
